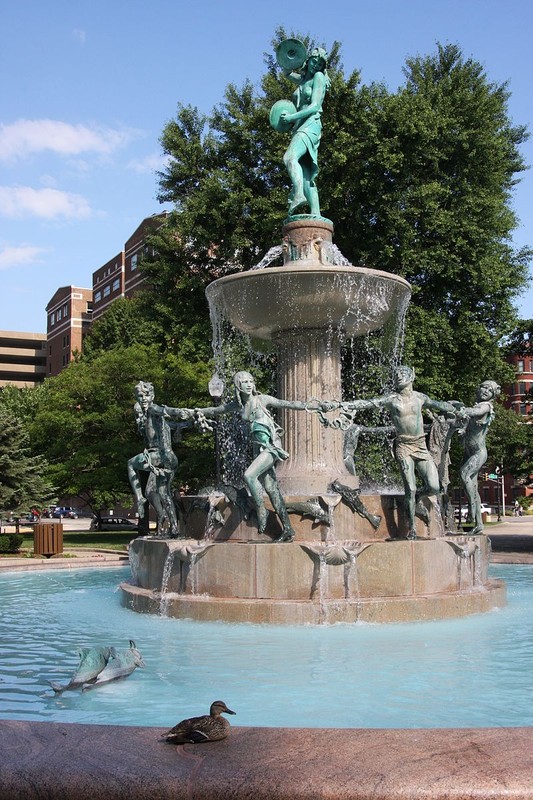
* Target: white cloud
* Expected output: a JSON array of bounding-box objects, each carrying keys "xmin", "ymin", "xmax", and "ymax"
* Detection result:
[
  {"xmin": 0, "ymin": 244, "xmax": 46, "ymax": 271},
  {"xmin": 127, "ymin": 152, "xmax": 169, "ymax": 174},
  {"xmin": 0, "ymin": 119, "xmax": 131, "ymax": 162},
  {"xmin": 72, "ymin": 29, "xmax": 86, "ymax": 44},
  {"xmin": 0, "ymin": 186, "xmax": 92, "ymax": 220}
]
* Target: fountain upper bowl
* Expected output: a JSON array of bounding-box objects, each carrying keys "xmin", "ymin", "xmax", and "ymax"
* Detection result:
[{"xmin": 206, "ymin": 264, "xmax": 411, "ymax": 340}]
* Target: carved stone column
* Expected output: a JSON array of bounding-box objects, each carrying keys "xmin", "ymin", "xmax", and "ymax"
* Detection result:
[{"xmin": 275, "ymin": 329, "xmax": 355, "ymax": 494}]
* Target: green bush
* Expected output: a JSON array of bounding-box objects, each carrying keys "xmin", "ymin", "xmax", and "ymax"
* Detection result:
[{"xmin": 0, "ymin": 533, "xmax": 23, "ymax": 553}]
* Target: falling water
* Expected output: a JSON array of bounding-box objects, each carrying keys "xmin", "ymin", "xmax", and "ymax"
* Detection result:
[
  {"xmin": 250, "ymin": 242, "xmax": 352, "ymax": 270},
  {"xmin": 159, "ymin": 549, "xmax": 176, "ymax": 616},
  {"xmin": 251, "ymin": 245, "xmax": 283, "ymax": 270},
  {"xmin": 345, "ymin": 550, "xmax": 359, "ymax": 600},
  {"xmin": 188, "ymin": 553, "xmax": 199, "ymax": 595},
  {"xmin": 316, "ymin": 552, "xmax": 328, "ymax": 624},
  {"xmin": 207, "ymin": 252, "xmax": 411, "ymax": 490}
]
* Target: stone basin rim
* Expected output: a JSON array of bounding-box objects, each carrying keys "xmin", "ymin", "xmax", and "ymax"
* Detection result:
[{"xmin": 206, "ymin": 263, "xmax": 412, "ymax": 290}]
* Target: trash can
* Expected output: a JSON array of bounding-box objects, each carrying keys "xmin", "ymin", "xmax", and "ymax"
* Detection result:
[{"xmin": 33, "ymin": 522, "xmax": 63, "ymax": 558}]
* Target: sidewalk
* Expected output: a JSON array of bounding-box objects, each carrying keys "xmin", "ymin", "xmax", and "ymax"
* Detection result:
[
  {"xmin": 1, "ymin": 517, "xmax": 531, "ymax": 571},
  {"xmin": 0, "ymin": 549, "xmax": 129, "ymax": 572},
  {"xmin": 483, "ymin": 515, "xmax": 533, "ymax": 564}
]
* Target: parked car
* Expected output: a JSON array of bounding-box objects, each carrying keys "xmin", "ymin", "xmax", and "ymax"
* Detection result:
[
  {"xmin": 90, "ymin": 516, "xmax": 139, "ymax": 532},
  {"xmin": 21, "ymin": 513, "xmax": 38, "ymax": 523},
  {"xmin": 52, "ymin": 507, "xmax": 78, "ymax": 519},
  {"xmin": 454, "ymin": 504, "xmax": 491, "ymax": 522}
]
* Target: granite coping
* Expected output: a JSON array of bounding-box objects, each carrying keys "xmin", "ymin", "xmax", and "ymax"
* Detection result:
[
  {"xmin": 0, "ymin": 550, "xmax": 129, "ymax": 572},
  {"xmin": 1, "ymin": 720, "xmax": 532, "ymax": 800}
]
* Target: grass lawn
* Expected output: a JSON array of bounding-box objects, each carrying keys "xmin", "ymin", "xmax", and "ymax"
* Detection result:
[{"xmin": 4, "ymin": 529, "xmax": 139, "ymax": 554}]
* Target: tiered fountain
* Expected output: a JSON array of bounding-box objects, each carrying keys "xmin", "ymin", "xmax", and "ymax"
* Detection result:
[{"xmin": 121, "ymin": 39, "xmax": 505, "ymax": 624}]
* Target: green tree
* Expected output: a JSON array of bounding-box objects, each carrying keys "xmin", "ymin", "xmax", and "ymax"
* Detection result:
[
  {"xmin": 0, "ymin": 383, "xmax": 47, "ymax": 428},
  {"xmin": 0, "ymin": 409, "xmax": 56, "ymax": 515},
  {"xmin": 146, "ymin": 34, "xmax": 530, "ymax": 404},
  {"xmin": 487, "ymin": 404, "xmax": 533, "ymax": 480},
  {"xmin": 81, "ymin": 296, "xmax": 159, "ymax": 359},
  {"xmin": 504, "ymin": 318, "xmax": 533, "ymax": 356},
  {"xmin": 29, "ymin": 345, "xmax": 215, "ymax": 516}
]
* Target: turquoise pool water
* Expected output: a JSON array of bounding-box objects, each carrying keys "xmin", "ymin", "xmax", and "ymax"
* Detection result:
[{"xmin": 0, "ymin": 564, "xmax": 531, "ymax": 729}]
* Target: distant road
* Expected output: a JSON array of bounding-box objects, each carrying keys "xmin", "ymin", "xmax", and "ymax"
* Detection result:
[{"xmin": 487, "ymin": 515, "xmax": 533, "ymax": 536}]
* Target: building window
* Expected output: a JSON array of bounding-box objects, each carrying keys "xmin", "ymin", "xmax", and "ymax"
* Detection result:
[
  {"xmin": 131, "ymin": 254, "xmax": 138, "ymax": 270},
  {"xmin": 517, "ymin": 359, "xmax": 524, "ymax": 373},
  {"xmin": 63, "ymin": 303, "xmax": 69, "ymax": 317},
  {"xmin": 518, "ymin": 382, "xmax": 527, "ymax": 395},
  {"xmin": 50, "ymin": 312, "xmax": 55, "ymax": 326},
  {"xmin": 103, "ymin": 285, "xmax": 111, "ymax": 297},
  {"xmin": 57, "ymin": 308, "xmax": 62, "ymax": 321},
  {"xmin": 94, "ymin": 290, "xmax": 102, "ymax": 303},
  {"xmin": 112, "ymin": 277, "xmax": 120, "ymax": 292}
]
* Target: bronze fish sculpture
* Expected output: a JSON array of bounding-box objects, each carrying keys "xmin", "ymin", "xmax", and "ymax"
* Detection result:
[
  {"xmin": 285, "ymin": 498, "xmax": 330, "ymax": 524},
  {"xmin": 82, "ymin": 640, "xmax": 144, "ymax": 690},
  {"xmin": 330, "ymin": 480, "xmax": 382, "ymax": 530},
  {"xmin": 48, "ymin": 645, "xmax": 112, "ymax": 693}
]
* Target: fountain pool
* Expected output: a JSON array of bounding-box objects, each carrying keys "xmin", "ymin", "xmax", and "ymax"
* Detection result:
[{"xmin": 0, "ymin": 563, "xmax": 531, "ymax": 729}]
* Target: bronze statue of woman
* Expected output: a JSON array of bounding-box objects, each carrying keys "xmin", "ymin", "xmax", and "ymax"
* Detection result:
[
  {"xmin": 194, "ymin": 371, "xmax": 320, "ymax": 542},
  {"xmin": 454, "ymin": 380, "xmax": 501, "ymax": 534},
  {"xmin": 270, "ymin": 40, "xmax": 330, "ymax": 217}
]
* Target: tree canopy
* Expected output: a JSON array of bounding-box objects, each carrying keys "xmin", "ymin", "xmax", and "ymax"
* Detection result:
[
  {"xmin": 0, "ymin": 409, "xmax": 56, "ymax": 515},
  {"xmin": 4, "ymin": 32, "xmax": 531, "ymax": 510},
  {"xmin": 27, "ymin": 345, "xmax": 214, "ymax": 515}
]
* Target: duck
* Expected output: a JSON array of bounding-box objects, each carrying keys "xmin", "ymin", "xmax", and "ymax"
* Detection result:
[{"xmin": 162, "ymin": 700, "xmax": 236, "ymax": 744}]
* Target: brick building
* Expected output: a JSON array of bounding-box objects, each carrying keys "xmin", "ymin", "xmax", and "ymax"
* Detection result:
[
  {"xmin": 505, "ymin": 351, "xmax": 533, "ymax": 418},
  {"xmin": 91, "ymin": 252, "xmax": 125, "ymax": 322},
  {"xmin": 90, "ymin": 212, "xmax": 167, "ymax": 320},
  {"xmin": 45, "ymin": 287, "xmax": 93, "ymax": 377},
  {"xmin": 467, "ymin": 349, "xmax": 533, "ymax": 511},
  {"xmin": 0, "ymin": 330, "xmax": 47, "ymax": 387},
  {"xmin": 124, "ymin": 213, "xmax": 166, "ymax": 298}
]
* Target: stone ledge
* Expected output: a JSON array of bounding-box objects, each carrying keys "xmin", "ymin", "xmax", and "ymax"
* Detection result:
[
  {"xmin": 1, "ymin": 720, "xmax": 532, "ymax": 800},
  {"xmin": 0, "ymin": 551, "xmax": 129, "ymax": 572}
]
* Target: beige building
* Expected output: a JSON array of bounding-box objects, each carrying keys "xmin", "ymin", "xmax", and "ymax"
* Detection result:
[
  {"xmin": 0, "ymin": 330, "xmax": 47, "ymax": 387},
  {"xmin": 45, "ymin": 287, "xmax": 93, "ymax": 377}
]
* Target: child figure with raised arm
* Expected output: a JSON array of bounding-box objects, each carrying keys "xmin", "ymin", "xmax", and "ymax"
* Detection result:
[{"xmin": 321, "ymin": 366, "xmax": 464, "ymax": 539}]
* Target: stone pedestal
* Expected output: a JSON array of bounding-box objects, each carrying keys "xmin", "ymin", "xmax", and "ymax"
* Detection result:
[
  {"xmin": 177, "ymin": 492, "xmax": 439, "ymax": 543},
  {"xmin": 129, "ymin": 219, "xmax": 506, "ymax": 626},
  {"xmin": 122, "ymin": 534, "xmax": 505, "ymax": 625}
]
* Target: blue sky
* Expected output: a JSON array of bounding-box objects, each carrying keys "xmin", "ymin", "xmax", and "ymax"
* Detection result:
[{"xmin": 1, "ymin": 0, "xmax": 532, "ymax": 334}]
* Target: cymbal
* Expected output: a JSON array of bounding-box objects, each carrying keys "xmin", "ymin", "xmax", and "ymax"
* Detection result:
[
  {"xmin": 269, "ymin": 99, "xmax": 297, "ymax": 133},
  {"xmin": 276, "ymin": 38, "xmax": 307, "ymax": 71}
]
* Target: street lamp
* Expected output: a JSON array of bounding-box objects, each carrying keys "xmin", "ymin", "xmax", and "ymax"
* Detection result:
[{"xmin": 208, "ymin": 373, "xmax": 225, "ymax": 487}]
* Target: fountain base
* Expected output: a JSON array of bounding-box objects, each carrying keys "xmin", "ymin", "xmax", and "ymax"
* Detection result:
[{"xmin": 121, "ymin": 534, "xmax": 506, "ymax": 624}]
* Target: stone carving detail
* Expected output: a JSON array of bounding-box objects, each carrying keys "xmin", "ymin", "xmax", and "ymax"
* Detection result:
[{"xmin": 301, "ymin": 541, "xmax": 371, "ymax": 566}]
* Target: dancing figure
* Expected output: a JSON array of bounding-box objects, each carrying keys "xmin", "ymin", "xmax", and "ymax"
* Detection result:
[
  {"xmin": 195, "ymin": 371, "xmax": 320, "ymax": 542},
  {"xmin": 454, "ymin": 380, "xmax": 501, "ymax": 534}
]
